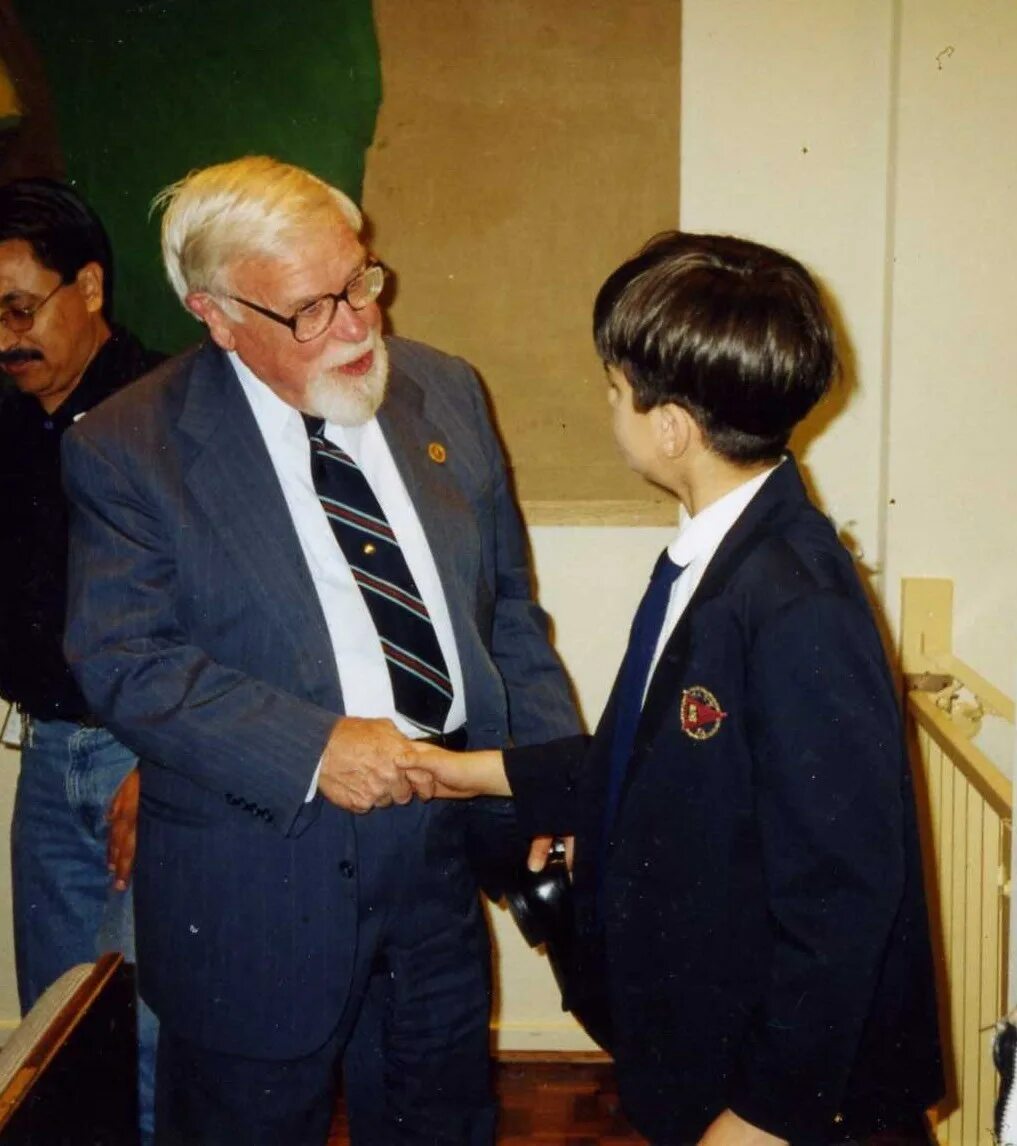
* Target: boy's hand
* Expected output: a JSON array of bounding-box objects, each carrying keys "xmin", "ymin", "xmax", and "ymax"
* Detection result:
[
  {"xmin": 526, "ymin": 834, "xmax": 575, "ymax": 874},
  {"xmin": 107, "ymin": 767, "xmax": 140, "ymax": 892},
  {"xmin": 397, "ymin": 744, "xmax": 511, "ymax": 800},
  {"xmin": 698, "ymin": 1110, "xmax": 788, "ymax": 1146}
]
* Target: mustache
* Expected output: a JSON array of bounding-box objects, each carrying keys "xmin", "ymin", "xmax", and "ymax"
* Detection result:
[
  {"xmin": 323, "ymin": 335, "xmax": 377, "ymax": 371},
  {"xmin": 0, "ymin": 349, "xmax": 44, "ymax": 367}
]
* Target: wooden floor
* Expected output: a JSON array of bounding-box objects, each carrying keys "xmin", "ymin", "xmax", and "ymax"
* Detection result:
[{"xmin": 327, "ymin": 1057, "xmax": 647, "ymax": 1144}]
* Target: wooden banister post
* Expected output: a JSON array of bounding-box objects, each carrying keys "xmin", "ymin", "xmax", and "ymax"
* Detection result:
[{"xmin": 900, "ymin": 578, "xmax": 954, "ymax": 677}]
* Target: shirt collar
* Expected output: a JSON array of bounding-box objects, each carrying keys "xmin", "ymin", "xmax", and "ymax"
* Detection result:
[
  {"xmin": 669, "ymin": 460, "xmax": 781, "ymax": 569},
  {"xmin": 228, "ymin": 350, "xmax": 304, "ymax": 448},
  {"xmin": 228, "ymin": 351, "xmax": 375, "ymax": 458}
]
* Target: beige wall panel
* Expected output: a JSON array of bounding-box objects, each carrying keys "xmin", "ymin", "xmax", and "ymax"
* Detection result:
[
  {"xmin": 363, "ymin": 0, "xmax": 682, "ymax": 517},
  {"xmin": 679, "ymin": 0, "xmax": 894, "ymax": 580},
  {"xmin": 883, "ymin": 0, "xmax": 1017, "ymax": 731}
]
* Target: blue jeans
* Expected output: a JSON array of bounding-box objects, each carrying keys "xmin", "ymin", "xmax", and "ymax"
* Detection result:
[{"xmin": 11, "ymin": 716, "xmax": 158, "ymax": 1144}]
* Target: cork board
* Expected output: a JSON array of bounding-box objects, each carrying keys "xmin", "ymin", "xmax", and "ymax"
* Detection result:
[{"xmin": 362, "ymin": 1, "xmax": 682, "ymax": 523}]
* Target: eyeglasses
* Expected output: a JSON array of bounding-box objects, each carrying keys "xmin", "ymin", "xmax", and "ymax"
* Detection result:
[
  {"xmin": 0, "ymin": 280, "xmax": 69, "ymax": 335},
  {"xmin": 229, "ymin": 262, "xmax": 386, "ymax": 344}
]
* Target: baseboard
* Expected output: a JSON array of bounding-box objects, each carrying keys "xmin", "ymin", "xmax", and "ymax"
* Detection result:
[
  {"xmin": 491, "ymin": 1019, "xmax": 604, "ymax": 1056},
  {"xmin": 495, "ymin": 1048, "xmax": 612, "ymax": 1063}
]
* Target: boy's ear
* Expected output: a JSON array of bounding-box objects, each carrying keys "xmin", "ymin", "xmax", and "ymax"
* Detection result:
[{"xmin": 653, "ymin": 402, "xmax": 698, "ymax": 459}]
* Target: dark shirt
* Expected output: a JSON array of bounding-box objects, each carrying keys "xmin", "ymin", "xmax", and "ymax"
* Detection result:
[{"xmin": 0, "ymin": 327, "xmax": 164, "ymax": 721}]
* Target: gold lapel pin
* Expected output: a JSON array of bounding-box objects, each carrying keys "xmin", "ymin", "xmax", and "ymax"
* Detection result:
[{"xmin": 428, "ymin": 442, "xmax": 447, "ymax": 464}]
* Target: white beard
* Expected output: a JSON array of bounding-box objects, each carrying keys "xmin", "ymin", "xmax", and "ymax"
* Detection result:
[{"xmin": 305, "ymin": 336, "xmax": 389, "ymax": 427}]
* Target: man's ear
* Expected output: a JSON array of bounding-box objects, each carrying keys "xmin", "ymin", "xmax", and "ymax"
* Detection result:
[
  {"xmin": 654, "ymin": 402, "xmax": 696, "ymax": 459},
  {"xmin": 186, "ymin": 292, "xmax": 237, "ymax": 351},
  {"xmin": 76, "ymin": 262, "xmax": 105, "ymax": 316}
]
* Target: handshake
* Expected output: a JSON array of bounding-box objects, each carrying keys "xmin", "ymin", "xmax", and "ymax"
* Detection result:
[
  {"xmin": 107, "ymin": 718, "xmax": 521, "ymax": 894},
  {"xmin": 318, "ymin": 717, "xmax": 569, "ymax": 881},
  {"xmin": 318, "ymin": 716, "xmax": 511, "ymax": 816}
]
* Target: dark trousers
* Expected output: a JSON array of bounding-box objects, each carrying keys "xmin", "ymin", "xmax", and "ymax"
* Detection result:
[
  {"xmin": 653, "ymin": 1115, "xmax": 932, "ymax": 1145},
  {"xmin": 838, "ymin": 1121, "xmax": 932, "ymax": 1146},
  {"xmin": 797, "ymin": 1116, "xmax": 932, "ymax": 1146},
  {"xmin": 153, "ymin": 803, "xmax": 496, "ymax": 1145}
]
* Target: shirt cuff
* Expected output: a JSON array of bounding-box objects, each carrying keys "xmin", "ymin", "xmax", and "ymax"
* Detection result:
[{"xmin": 305, "ymin": 755, "xmax": 323, "ymax": 802}]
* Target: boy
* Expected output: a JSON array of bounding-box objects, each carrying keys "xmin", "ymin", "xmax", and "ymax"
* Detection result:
[{"xmin": 408, "ymin": 232, "xmax": 943, "ymax": 1144}]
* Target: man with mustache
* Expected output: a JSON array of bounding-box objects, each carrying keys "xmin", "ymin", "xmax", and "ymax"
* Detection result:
[
  {"xmin": 60, "ymin": 156, "xmax": 580, "ymax": 1145},
  {"xmin": 0, "ymin": 176, "xmax": 164, "ymax": 1141}
]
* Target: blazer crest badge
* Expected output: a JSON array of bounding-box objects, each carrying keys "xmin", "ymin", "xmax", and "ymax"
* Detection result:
[{"xmin": 680, "ymin": 685, "xmax": 727, "ymax": 740}]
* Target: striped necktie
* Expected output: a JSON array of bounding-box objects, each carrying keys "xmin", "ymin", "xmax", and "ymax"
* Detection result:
[{"xmin": 305, "ymin": 417, "xmax": 453, "ymax": 735}]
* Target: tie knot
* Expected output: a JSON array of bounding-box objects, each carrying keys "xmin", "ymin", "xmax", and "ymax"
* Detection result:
[
  {"xmin": 302, "ymin": 413, "xmax": 325, "ymax": 441},
  {"xmin": 650, "ymin": 549, "xmax": 684, "ymax": 589}
]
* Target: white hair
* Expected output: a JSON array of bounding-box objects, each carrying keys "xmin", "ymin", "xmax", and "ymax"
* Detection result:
[{"xmin": 152, "ymin": 156, "xmax": 363, "ymax": 312}]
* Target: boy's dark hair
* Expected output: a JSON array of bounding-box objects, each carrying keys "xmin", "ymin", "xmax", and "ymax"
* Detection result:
[
  {"xmin": 593, "ymin": 231, "xmax": 836, "ymax": 464},
  {"xmin": 0, "ymin": 178, "xmax": 115, "ymax": 321}
]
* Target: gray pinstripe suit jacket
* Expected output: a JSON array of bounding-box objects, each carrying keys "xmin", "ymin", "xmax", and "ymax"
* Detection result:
[{"xmin": 61, "ymin": 335, "xmax": 579, "ymax": 1057}]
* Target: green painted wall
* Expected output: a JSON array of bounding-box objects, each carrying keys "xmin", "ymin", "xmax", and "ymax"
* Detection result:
[{"xmin": 17, "ymin": 0, "xmax": 381, "ymax": 353}]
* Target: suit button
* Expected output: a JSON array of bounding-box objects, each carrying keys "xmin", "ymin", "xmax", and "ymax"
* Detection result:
[{"xmin": 339, "ymin": 861, "xmax": 355, "ymax": 878}]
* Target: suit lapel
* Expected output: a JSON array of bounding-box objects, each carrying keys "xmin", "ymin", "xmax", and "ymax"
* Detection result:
[
  {"xmin": 377, "ymin": 359, "xmax": 480, "ymax": 657},
  {"xmin": 177, "ymin": 344, "xmax": 341, "ymax": 705}
]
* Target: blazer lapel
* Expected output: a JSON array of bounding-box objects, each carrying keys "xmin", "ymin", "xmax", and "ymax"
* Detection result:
[
  {"xmin": 177, "ymin": 344, "xmax": 341, "ymax": 706},
  {"xmin": 619, "ymin": 458, "xmax": 811, "ymax": 802}
]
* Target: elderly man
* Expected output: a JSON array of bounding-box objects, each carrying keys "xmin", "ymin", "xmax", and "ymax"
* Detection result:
[
  {"xmin": 61, "ymin": 156, "xmax": 579, "ymax": 1145},
  {"xmin": 0, "ymin": 177, "xmax": 162, "ymax": 1142}
]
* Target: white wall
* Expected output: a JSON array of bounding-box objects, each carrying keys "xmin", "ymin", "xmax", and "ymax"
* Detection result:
[
  {"xmin": 679, "ymin": 0, "xmax": 1016, "ymax": 770},
  {"xmin": 882, "ymin": 0, "xmax": 1017, "ymax": 766},
  {"xmin": 679, "ymin": 0, "xmax": 895, "ymax": 581}
]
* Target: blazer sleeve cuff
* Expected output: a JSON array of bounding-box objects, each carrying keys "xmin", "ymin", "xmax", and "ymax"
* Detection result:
[{"xmin": 503, "ymin": 734, "xmax": 589, "ymax": 837}]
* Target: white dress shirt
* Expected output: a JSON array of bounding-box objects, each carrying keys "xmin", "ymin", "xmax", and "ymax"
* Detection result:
[
  {"xmin": 230, "ymin": 353, "xmax": 467, "ymax": 748},
  {"xmin": 646, "ymin": 463, "xmax": 780, "ymax": 690}
]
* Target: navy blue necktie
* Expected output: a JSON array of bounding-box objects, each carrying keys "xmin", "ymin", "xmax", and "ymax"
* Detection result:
[
  {"xmin": 602, "ymin": 549, "xmax": 685, "ymax": 845},
  {"xmin": 305, "ymin": 418, "xmax": 453, "ymax": 735}
]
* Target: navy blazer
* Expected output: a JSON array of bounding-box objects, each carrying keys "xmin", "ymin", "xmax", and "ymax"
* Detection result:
[
  {"xmin": 508, "ymin": 459, "xmax": 942, "ymax": 1143},
  {"xmin": 62, "ymin": 336, "xmax": 580, "ymax": 1058}
]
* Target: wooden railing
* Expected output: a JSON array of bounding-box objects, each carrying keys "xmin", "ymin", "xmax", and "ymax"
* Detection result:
[{"xmin": 901, "ymin": 579, "xmax": 1015, "ymax": 1145}]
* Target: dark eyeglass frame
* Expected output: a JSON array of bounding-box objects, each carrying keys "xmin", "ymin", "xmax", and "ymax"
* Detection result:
[
  {"xmin": 0, "ymin": 279, "xmax": 70, "ymax": 335},
  {"xmin": 228, "ymin": 262, "xmax": 386, "ymax": 344}
]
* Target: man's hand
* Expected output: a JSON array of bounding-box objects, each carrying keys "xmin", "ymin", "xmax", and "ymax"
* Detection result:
[
  {"xmin": 107, "ymin": 767, "xmax": 140, "ymax": 892},
  {"xmin": 319, "ymin": 717, "xmax": 417, "ymax": 813},
  {"xmin": 698, "ymin": 1110, "xmax": 788, "ymax": 1146}
]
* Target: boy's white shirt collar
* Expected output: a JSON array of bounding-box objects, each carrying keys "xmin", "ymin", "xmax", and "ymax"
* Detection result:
[
  {"xmin": 668, "ymin": 460, "xmax": 781, "ymax": 570},
  {"xmin": 644, "ymin": 460, "xmax": 782, "ymax": 695}
]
